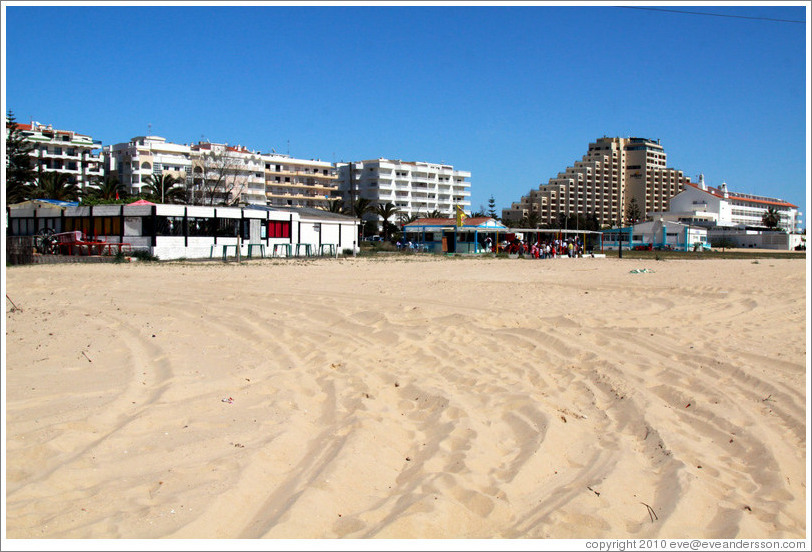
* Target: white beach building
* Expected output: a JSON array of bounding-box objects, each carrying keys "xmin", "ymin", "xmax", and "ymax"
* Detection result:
[
  {"xmin": 6, "ymin": 202, "xmax": 360, "ymax": 260},
  {"xmin": 651, "ymin": 174, "xmax": 802, "ymax": 233},
  {"xmin": 602, "ymin": 220, "xmax": 709, "ymax": 251}
]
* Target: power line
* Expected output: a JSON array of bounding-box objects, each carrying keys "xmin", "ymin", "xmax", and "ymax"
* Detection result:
[{"xmin": 619, "ymin": 6, "xmax": 805, "ymax": 24}]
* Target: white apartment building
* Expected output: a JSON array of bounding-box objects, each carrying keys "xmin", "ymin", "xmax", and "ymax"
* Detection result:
[
  {"xmin": 18, "ymin": 121, "xmax": 103, "ymax": 192},
  {"xmin": 105, "ymin": 135, "xmax": 193, "ymax": 196},
  {"xmin": 335, "ymin": 158, "xmax": 471, "ymax": 221},
  {"xmin": 655, "ymin": 174, "xmax": 802, "ymax": 233},
  {"xmin": 503, "ymin": 137, "xmax": 690, "ymax": 227},
  {"xmin": 262, "ymin": 153, "xmax": 338, "ymax": 208},
  {"xmin": 190, "ymin": 142, "xmax": 266, "ymax": 206}
]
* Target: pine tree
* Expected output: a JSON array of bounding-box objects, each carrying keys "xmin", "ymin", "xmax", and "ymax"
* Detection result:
[
  {"xmin": 487, "ymin": 195, "xmax": 498, "ymax": 219},
  {"xmin": 626, "ymin": 197, "xmax": 643, "ymax": 225},
  {"xmin": 6, "ymin": 111, "xmax": 37, "ymax": 203}
]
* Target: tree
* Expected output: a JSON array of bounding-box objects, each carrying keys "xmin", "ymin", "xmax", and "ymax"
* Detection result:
[
  {"xmin": 324, "ymin": 199, "xmax": 344, "ymax": 214},
  {"xmin": 470, "ymin": 209, "xmax": 486, "ymax": 218},
  {"xmin": 5, "ymin": 111, "xmax": 37, "ymax": 203},
  {"xmin": 427, "ymin": 209, "xmax": 444, "ymax": 219},
  {"xmin": 85, "ymin": 174, "xmax": 127, "ymax": 202},
  {"xmin": 31, "ymin": 171, "xmax": 81, "ymax": 201},
  {"xmin": 144, "ymin": 173, "xmax": 186, "ymax": 204},
  {"xmin": 626, "ymin": 197, "xmax": 643, "ymax": 225},
  {"xmin": 351, "ymin": 197, "xmax": 373, "ymax": 240},
  {"xmin": 762, "ymin": 206, "xmax": 780, "ymax": 229},
  {"xmin": 373, "ymin": 201, "xmax": 400, "ymax": 240},
  {"xmin": 520, "ymin": 212, "xmax": 541, "ymax": 229},
  {"xmin": 398, "ymin": 212, "xmax": 420, "ymax": 226},
  {"xmin": 190, "ymin": 148, "xmax": 249, "ymax": 206},
  {"xmin": 487, "ymin": 195, "xmax": 498, "ymax": 219}
]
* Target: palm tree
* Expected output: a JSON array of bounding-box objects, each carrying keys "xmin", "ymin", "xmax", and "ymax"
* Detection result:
[
  {"xmin": 520, "ymin": 212, "xmax": 541, "ymax": 228},
  {"xmin": 351, "ymin": 197, "xmax": 373, "ymax": 240},
  {"xmin": 145, "ymin": 173, "xmax": 186, "ymax": 204},
  {"xmin": 373, "ymin": 202, "xmax": 400, "ymax": 240},
  {"xmin": 325, "ymin": 199, "xmax": 344, "ymax": 214},
  {"xmin": 398, "ymin": 212, "xmax": 420, "ymax": 225},
  {"xmin": 762, "ymin": 206, "xmax": 781, "ymax": 229},
  {"xmin": 87, "ymin": 174, "xmax": 127, "ymax": 201},
  {"xmin": 427, "ymin": 209, "xmax": 444, "ymax": 219},
  {"xmin": 31, "ymin": 171, "xmax": 81, "ymax": 201}
]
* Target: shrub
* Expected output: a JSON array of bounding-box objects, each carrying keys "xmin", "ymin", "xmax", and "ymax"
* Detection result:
[{"xmin": 131, "ymin": 249, "xmax": 160, "ymax": 262}]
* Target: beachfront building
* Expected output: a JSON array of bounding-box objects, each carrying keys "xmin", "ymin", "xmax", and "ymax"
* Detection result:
[
  {"xmin": 190, "ymin": 142, "xmax": 266, "ymax": 206},
  {"xmin": 15, "ymin": 121, "xmax": 104, "ymax": 193},
  {"xmin": 105, "ymin": 136, "xmax": 193, "ymax": 197},
  {"xmin": 602, "ymin": 220, "xmax": 710, "ymax": 251},
  {"xmin": 402, "ymin": 216, "xmax": 507, "ymax": 254},
  {"xmin": 502, "ymin": 137, "xmax": 690, "ymax": 228},
  {"xmin": 650, "ymin": 174, "xmax": 803, "ymax": 233},
  {"xmin": 6, "ymin": 201, "xmax": 360, "ymax": 260},
  {"xmin": 335, "ymin": 158, "xmax": 472, "ymax": 222},
  {"xmin": 261, "ymin": 153, "xmax": 338, "ymax": 209}
]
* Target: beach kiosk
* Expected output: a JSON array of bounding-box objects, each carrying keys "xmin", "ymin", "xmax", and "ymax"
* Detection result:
[{"xmin": 402, "ymin": 217, "xmax": 508, "ymax": 254}]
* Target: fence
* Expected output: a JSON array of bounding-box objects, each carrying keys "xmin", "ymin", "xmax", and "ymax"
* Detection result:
[{"xmin": 7, "ymin": 236, "xmax": 34, "ymax": 265}]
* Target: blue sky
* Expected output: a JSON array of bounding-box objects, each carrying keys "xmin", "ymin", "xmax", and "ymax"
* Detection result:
[{"xmin": 3, "ymin": 2, "xmax": 809, "ymax": 226}]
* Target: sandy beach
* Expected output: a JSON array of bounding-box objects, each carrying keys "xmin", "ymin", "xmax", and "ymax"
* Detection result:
[{"xmin": 3, "ymin": 255, "xmax": 807, "ymax": 540}]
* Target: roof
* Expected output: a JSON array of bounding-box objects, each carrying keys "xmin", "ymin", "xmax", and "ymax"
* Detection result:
[
  {"xmin": 245, "ymin": 205, "xmax": 358, "ymax": 222},
  {"xmin": 7, "ymin": 199, "xmax": 79, "ymax": 209},
  {"xmin": 685, "ymin": 182, "xmax": 796, "ymax": 208},
  {"xmin": 404, "ymin": 217, "xmax": 508, "ymax": 229}
]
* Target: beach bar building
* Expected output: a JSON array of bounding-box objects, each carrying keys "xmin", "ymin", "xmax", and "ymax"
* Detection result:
[
  {"xmin": 6, "ymin": 201, "xmax": 360, "ymax": 260},
  {"xmin": 602, "ymin": 220, "xmax": 709, "ymax": 251},
  {"xmin": 402, "ymin": 217, "xmax": 508, "ymax": 253}
]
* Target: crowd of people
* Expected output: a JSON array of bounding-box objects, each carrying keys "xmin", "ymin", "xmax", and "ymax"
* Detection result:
[
  {"xmin": 489, "ymin": 236, "xmax": 590, "ymax": 258},
  {"xmin": 394, "ymin": 235, "xmax": 592, "ymax": 257}
]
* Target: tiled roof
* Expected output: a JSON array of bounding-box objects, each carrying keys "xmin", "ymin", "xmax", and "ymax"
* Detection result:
[
  {"xmin": 686, "ymin": 182, "xmax": 796, "ymax": 208},
  {"xmin": 404, "ymin": 217, "xmax": 502, "ymax": 228}
]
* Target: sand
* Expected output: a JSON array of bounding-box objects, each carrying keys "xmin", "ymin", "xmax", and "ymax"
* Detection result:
[{"xmin": 3, "ymin": 255, "xmax": 808, "ymax": 541}]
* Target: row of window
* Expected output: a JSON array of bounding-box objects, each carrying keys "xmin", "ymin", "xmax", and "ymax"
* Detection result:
[{"xmin": 9, "ymin": 216, "xmax": 292, "ymax": 241}]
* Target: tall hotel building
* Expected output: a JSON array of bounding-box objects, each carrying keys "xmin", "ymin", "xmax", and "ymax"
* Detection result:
[
  {"xmin": 335, "ymin": 158, "xmax": 471, "ymax": 220},
  {"xmin": 190, "ymin": 142, "xmax": 266, "ymax": 205},
  {"xmin": 503, "ymin": 137, "xmax": 690, "ymax": 227},
  {"xmin": 105, "ymin": 135, "xmax": 194, "ymax": 196},
  {"xmin": 18, "ymin": 121, "xmax": 103, "ymax": 192},
  {"xmin": 262, "ymin": 153, "xmax": 337, "ymax": 208}
]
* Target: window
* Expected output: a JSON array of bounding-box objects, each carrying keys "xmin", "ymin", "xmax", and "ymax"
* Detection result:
[
  {"xmin": 54, "ymin": 147, "xmax": 62, "ymax": 155},
  {"xmin": 155, "ymin": 216, "xmax": 184, "ymax": 236},
  {"xmin": 213, "ymin": 218, "xmax": 239, "ymax": 237},
  {"xmin": 186, "ymin": 217, "xmax": 211, "ymax": 236},
  {"xmin": 267, "ymin": 220, "xmax": 291, "ymax": 238},
  {"xmin": 11, "ymin": 217, "xmax": 35, "ymax": 235},
  {"xmin": 94, "ymin": 216, "xmax": 122, "ymax": 236}
]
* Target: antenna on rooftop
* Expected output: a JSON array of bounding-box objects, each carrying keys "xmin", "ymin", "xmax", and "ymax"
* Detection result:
[
  {"xmin": 148, "ymin": 123, "xmax": 152, "ymax": 135},
  {"xmin": 287, "ymin": 140, "xmax": 290, "ymax": 156}
]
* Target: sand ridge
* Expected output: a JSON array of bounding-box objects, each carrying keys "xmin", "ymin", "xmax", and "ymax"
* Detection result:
[{"xmin": 3, "ymin": 256, "xmax": 807, "ymax": 539}]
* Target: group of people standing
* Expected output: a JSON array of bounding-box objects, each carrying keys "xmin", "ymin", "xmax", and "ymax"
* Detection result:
[{"xmin": 488, "ymin": 236, "xmax": 587, "ymax": 258}]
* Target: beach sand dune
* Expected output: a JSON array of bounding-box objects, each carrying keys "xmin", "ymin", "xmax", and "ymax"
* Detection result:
[{"xmin": 4, "ymin": 256, "xmax": 806, "ymax": 539}]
